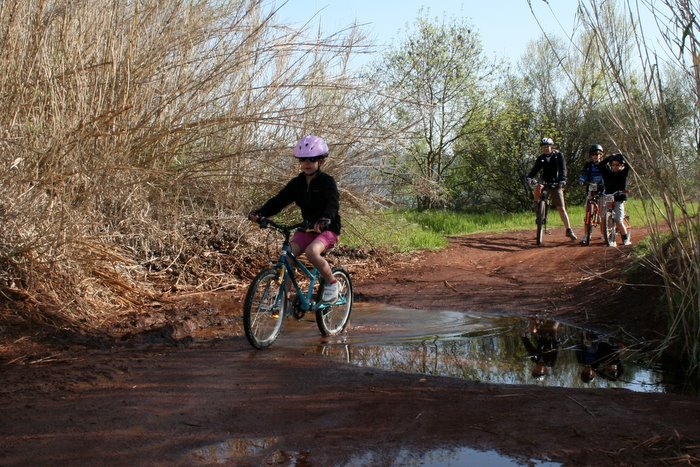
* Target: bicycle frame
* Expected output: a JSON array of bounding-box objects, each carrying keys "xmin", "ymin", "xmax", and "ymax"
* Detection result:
[{"xmin": 276, "ymin": 238, "xmax": 327, "ymax": 314}]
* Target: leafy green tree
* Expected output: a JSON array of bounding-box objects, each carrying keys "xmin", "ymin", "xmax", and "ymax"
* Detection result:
[{"xmin": 373, "ymin": 12, "xmax": 496, "ymax": 209}]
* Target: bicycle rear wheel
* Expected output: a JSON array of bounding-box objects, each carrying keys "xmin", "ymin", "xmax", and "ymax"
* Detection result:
[
  {"xmin": 605, "ymin": 212, "xmax": 617, "ymax": 246},
  {"xmin": 316, "ymin": 267, "xmax": 353, "ymax": 336},
  {"xmin": 536, "ymin": 200, "xmax": 547, "ymax": 246},
  {"xmin": 243, "ymin": 268, "xmax": 286, "ymax": 349}
]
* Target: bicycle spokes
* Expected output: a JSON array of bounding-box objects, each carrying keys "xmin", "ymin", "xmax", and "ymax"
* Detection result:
[
  {"xmin": 243, "ymin": 269, "xmax": 286, "ymax": 349},
  {"xmin": 316, "ymin": 268, "xmax": 353, "ymax": 336}
]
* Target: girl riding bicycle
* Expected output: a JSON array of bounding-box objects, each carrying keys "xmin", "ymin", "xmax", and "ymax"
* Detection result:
[
  {"xmin": 600, "ymin": 153, "xmax": 631, "ymax": 246},
  {"xmin": 248, "ymin": 135, "xmax": 341, "ymax": 303}
]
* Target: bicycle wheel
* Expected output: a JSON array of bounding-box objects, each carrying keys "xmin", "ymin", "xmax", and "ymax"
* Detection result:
[
  {"xmin": 243, "ymin": 268, "xmax": 286, "ymax": 349},
  {"xmin": 582, "ymin": 202, "xmax": 594, "ymax": 245},
  {"xmin": 536, "ymin": 200, "xmax": 547, "ymax": 246},
  {"xmin": 605, "ymin": 211, "xmax": 617, "ymax": 246},
  {"xmin": 316, "ymin": 267, "xmax": 353, "ymax": 336}
]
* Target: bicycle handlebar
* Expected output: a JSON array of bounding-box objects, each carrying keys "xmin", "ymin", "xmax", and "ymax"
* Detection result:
[
  {"xmin": 527, "ymin": 177, "xmax": 562, "ymax": 189},
  {"xmin": 537, "ymin": 181, "xmax": 562, "ymax": 189},
  {"xmin": 255, "ymin": 217, "xmax": 310, "ymax": 234}
]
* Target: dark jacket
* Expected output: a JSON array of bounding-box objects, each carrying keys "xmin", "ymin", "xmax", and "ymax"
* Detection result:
[
  {"xmin": 256, "ymin": 171, "xmax": 341, "ymax": 234},
  {"xmin": 578, "ymin": 161, "xmax": 604, "ymax": 185},
  {"xmin": 527, "ymin": 151, "xmax": 567, "ymax": 184},
  {"xmin": 600, "ymin": 154, "xmax": 630, "ymax": 200}
]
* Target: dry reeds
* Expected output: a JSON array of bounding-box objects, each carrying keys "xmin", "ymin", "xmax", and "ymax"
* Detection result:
[
  {"xmin": 0, "ymin": 0, "xmax": 389, "ymax": 331},
  {"xmin": 578, "ymin": 0, "xmax": 700, "ymax": 373}
]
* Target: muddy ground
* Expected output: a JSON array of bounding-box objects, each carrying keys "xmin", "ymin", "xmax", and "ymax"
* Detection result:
[{"xmin": 1, "ymin": 228, "xmax": 699, "ymax": 466}]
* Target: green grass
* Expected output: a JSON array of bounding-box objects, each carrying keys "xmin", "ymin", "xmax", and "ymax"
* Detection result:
[
  {"xmin": 341, "ymin": 211, "xmax": 448, "ymax": 252},
  {"xmin": 341, "ymin": 199, "xmax": 649, "ymax": 253}
]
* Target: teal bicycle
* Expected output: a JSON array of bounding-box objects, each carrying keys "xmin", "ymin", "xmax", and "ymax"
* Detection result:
[{"xmin": 243, "ymin": 218, "xmax": 353, "ymax": 349}]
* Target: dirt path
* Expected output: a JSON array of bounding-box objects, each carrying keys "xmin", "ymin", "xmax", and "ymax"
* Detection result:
[{"xmin": 1, "ymin": 228, "xmax": 698, "ymax": 466}]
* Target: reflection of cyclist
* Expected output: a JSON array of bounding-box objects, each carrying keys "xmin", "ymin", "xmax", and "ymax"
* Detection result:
[
  {"xmin": 575, "ymin": 331, "xmax": 600, "ymax": 382},
  {"xmin": 577, "ymin": 144, "xmax": 605, "ymax": 245},
  {"xmin": 526, "ymin": 138, "xmax": 577, "ymax": 241},
  {"xmin": 521, "ymin": 318, "xmax": 560, "ymax": 380},
  {"xmin": 248, "ymin": 135, "xmax": 341, "ymax": 303},
  {"xmin": 600, "ymin": 153, "xmax": 631, "ymax": 246},
  {"xmin": 576, "ymin": 331, "xmax": 624, "ymax": 383}
]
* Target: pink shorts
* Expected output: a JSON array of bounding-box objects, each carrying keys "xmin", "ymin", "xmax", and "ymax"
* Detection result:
[{"xmin": 291, "ymin": 230, "xmax": 339, "ymax": 252}]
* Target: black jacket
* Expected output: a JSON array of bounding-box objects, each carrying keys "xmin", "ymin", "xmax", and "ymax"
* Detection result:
[
  {"xmin": 256, "ymin": 171, "xmax": 341, "ymax": 234},
  {"xmin": 600, "ymin": 154, "xmax": 630, "ymax": 200},
  {"xmin": 527, "ymin": 151, "xmax": 567, "ymax": 184}
]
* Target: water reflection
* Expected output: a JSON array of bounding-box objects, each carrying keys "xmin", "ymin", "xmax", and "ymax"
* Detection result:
[
  {"xmin": 345, "ymin": 446, "xmax": 560, "ymax": 466},
  {"xmin": 188, "ymin": 437, "xmax": 560, "ymax": 466},
  {"xmin": 521, "ymin": 318, "xmax": 560, "ymax": 380},
  {"xmin": 311, "ymin": 304, "xmax": 694, "ymax": 394},
  {"xmin": 575, "ymin": 330, "xmax": 624, "ymax": 383}
]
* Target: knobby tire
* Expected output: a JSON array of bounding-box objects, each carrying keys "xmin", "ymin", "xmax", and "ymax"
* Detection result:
[
  {"xmin": 316, "ymin": 267, "xmax": 353, "ymax": 336},
  {"xmin": 536, "ymin": 200, "xmax": 547, "ymax": 246},
  {"xmin": 243, "ymin": 268, "xmax": 286, "ymax": 349},
  {"xmin": 583, "ymin": 202, "xmax": 596, "ymax": 245},
  {"xmin": 605, "ymin": 212, "xmax": 617, "ymax": 246}
]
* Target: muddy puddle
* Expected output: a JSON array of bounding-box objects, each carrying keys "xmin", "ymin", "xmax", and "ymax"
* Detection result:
[
  {"xmin": 190, "ymin": 438, "xmax": 560, "ymax": 466},
  {"xmin": 277, "ymin": 303, "xmax": 696, "ymax": 395}
]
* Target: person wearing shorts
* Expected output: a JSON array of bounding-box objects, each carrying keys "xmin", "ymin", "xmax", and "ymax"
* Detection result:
[
  {"xmin": 600, "ymin": 153, "xmax": 631, "ymax": 246},
  {"xmin": 248, "ymin": 135, "xmax": 341, "ymax": 303},
  {"xmin": 527, "ymin": 137, "xmax": 577, "ymax": 241}
]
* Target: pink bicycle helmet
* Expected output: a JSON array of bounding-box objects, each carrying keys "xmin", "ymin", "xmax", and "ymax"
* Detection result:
[{"xmin": 293, "ymin": 135, "xmax": 329, "ymax": 158}]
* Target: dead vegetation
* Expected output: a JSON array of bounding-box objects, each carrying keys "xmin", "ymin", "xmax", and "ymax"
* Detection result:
[{"xmin": 0, "ymin": 0, "xmax": 392, "ymax": 334}]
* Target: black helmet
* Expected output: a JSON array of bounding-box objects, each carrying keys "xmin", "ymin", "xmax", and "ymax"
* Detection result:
[
  {"xmin": 540, "ymin": 137, "xmax": 554, "ymax": 146},
  {"xmin": 589, "ymin": 144, "xmax": 603, "ymax": 154}
]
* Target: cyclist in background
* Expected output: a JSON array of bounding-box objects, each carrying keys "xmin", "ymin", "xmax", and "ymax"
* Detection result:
[
  {"xmin": 248, "ymin": 135, "xmax": 341, "ymax": 303},
  {"xmin": 526, "ymin": 137, "xmax": 577, "ymax": 241},
  {"xmin": 600, "ymin": 153, "xmax": 632, "ymax": 246},
  {"xmin": 577, "ymin": 144, "xmax": 606, "ymax": 245}
]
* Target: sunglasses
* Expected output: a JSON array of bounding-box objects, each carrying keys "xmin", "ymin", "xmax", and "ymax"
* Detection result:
[{"xmin": 298, "ymin": 157, "xmax": 322, "ymax": 163}]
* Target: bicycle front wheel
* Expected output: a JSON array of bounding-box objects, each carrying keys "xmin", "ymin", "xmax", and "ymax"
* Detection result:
[
  {"xmin": 583, "ymin": 203, "xmax": 595, "ymax": 245},
  {"xmin": 243, "ymin": 268, "xmax": 286, "ymax": 349},
  {"xmin": 316, "ymin": 267, "xmax": 353, "ymax": 336},
  {"xmin": 536, "ymin": 200, "xmax": 547, "ymax": 246},
  {"xmin": 605, "ymin": 212, "xmax": 617, "ymax": 246}
]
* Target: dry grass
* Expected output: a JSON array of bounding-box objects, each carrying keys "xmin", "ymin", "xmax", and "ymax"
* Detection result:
[
  {"xmin": 577, "ymin": 0, "xmax": 700, "ymax": 372},
  {"xmin": 0, "ymin": 0, "xmax": 392, "ymax": 332}
]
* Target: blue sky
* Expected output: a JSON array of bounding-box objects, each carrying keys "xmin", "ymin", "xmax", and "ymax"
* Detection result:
[{"xmin": 275, "ymin": 0, "xmax": 582, "ymax": 66}]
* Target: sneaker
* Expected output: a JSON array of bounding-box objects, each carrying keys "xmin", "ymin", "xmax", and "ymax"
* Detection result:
[
  {"xmin": 580, "ymin": 239, "xmax": 589, "ymax": 246},
  {"xmin": 321, "ymin": 281, "xmax": 339, "ymax": 303},
  {"xmin": 566, "ymin": 229, "xmax": 577, "ymax": 241},
  {"xmin": 622, "ymin": 236, "xmax": 632, "ymax": 246}
]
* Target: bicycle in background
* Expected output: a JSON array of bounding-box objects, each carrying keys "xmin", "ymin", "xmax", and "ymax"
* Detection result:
[
  {"xmin": 243, "ymin": 217, "xmax": 353, "ymax": 349},
  {"xmin": 581, "ymin": 182, "xmax": 604, "ymax": 246},
  {"xmin": 602, "ymin": 190, "xmax": 631, "ymax": 247},
  {"xmin": 530, "ymin": 180, "xmax": 561, "ymax": 246}
]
